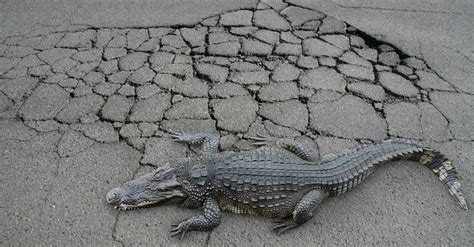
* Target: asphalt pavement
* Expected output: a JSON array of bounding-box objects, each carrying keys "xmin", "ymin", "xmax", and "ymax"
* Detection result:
[{"xmin": 1, "ymin": 0, "xmax": 472, "ymax": 246}]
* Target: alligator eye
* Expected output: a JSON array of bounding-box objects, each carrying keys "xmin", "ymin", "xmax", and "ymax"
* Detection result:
[
  {"xmin": 106, "ymin": 188, "xmax": 124, "ymax": 205},
  {"xmin": 111, "ymin": 192, "xmax": 119, "ymax": 199}
]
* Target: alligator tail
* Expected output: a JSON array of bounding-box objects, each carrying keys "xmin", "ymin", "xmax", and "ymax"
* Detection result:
[{"xmin": 407, "ymin": 148, "xmax": 468, "ymax": 210}]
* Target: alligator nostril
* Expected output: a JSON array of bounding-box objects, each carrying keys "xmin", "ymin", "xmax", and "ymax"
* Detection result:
[{"xmin": 106, "ymin": 188, "xmax": 123, "ymax": 205}]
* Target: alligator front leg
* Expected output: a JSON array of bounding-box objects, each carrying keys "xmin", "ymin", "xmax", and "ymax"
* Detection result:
[
  {"xmin": 170, "ymin": 131, "xmax": 219, "ymax": 154},
  {"xmin": 273, "ymin": 189, "xmax": 324, "ymax": 235},
  {"xmin": 250, "ymin": 134, "xmax": 318, "ymax": 161},
  {"xmin": 170, "ymin": 197, "xmax": 221, "ymax": 239}
]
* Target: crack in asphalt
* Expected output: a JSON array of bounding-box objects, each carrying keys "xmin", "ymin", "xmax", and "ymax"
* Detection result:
[
  {"xmin": 111, "ymin": 211, "xmax": 125, "ymax": 247},
  {"xmin": 453, "ymin": 49, "xmax": 474, "ymax": 65},
  {"xmin": 110, "ymin": 162, "xmax": 141, "ymax": 246},
  {"xmin": 204, "ymin": 232, "xmax": 212, "ymax": 247},
  {"xmin": 418, "ymin": 46, "xmax": 461, "ymax": 93}
]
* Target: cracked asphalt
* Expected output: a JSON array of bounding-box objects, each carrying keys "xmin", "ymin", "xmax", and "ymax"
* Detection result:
[{"xmin": 1, "ymin": 0, "xmax": 473, "ymax": 246}]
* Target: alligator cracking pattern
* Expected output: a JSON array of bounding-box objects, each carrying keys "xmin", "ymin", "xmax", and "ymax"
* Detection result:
[{"xmin": 1, "ymin": 3, "xmax": 462, "ymax": 147}]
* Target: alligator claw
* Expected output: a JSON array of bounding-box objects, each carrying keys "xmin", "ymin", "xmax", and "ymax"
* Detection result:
[
  {"xmin": 272, "ymin": 219, "xmax": 298, "ymax": 235},
  {"xmin": 248, "ymin": 133, "xmax": 270, "ymax": 140},
  {"xmin": 251, "ymin": 142, "xmax": 268, "ymax": 146},
  {"xmin": 249, "ymin": 134, "xmax": 277, "ymax": 147},
  {"xmin": 169, "ymin": 130, "xmax": 188, "ymax": 142},
  {"xmin": 169, "ymin": 129, "xmax": 179, "ymax": 134},
  {"xmin": 170, "ymin": 224, "xmax": 189, "ymax": 240}
]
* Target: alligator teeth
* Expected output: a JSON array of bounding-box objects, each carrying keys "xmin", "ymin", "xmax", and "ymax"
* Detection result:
[{"xmin": 114, "ymin": 201, "xmax": 160, "ymax": 211}]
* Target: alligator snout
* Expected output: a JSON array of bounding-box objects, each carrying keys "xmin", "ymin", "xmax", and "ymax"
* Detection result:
[{"xmin": 106, "ymin": 188, "xmax": 125, "ymax": 205}]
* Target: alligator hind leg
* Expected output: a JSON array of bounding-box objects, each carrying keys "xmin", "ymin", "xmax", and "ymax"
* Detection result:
[
  {"xmin": 250, "ymin": 134, "xmax": 318, "ymax": 161},
  {"xmin": 272, "ymin": 189, "xmax": 324, "ymax": 235},
  {"xmin": 170, "ymin": 131, "xmax": 219, "ymax": 154},
  {"xmin": 170, "ymin": 197, "xmax": 221, "ymax": 239}
]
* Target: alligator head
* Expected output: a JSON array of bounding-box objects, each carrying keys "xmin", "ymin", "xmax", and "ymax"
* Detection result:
[{"xmin": 106, "ymin": 163, "xmax": 186, "ymax": 210}]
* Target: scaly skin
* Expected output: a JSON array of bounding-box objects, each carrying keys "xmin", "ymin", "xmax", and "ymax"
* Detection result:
[{"xmin": 106, "ymin": 132, "xmax": 468, "ymax": 239}]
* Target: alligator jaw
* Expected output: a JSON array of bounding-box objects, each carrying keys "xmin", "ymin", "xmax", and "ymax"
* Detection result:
[{"xmin": 114, "ymin": 201, "xmax": 160, "ymax": 211}]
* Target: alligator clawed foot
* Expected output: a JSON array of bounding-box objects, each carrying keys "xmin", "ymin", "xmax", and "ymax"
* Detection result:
[
  {"xmin": 169, "ymin": 130, "xmax": 184, "ymax": 140},
  {"xmin": 169, "ymin": 130, "xmax": 191, "ymax": 143},
  {"xmin": 249, "ymin": 134, "xmax": 277, "ymax": 147},
  {"xmin": 272, "ymin": 218, "xmax": 298, "ymax": 235},
  {"xmin": 170, "ymin": 223, "xmax": 190, "ymax": 240}
]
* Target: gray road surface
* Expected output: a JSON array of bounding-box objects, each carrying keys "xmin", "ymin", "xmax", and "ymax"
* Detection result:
[{"xmin": 1, "ymin": 0, "xmax": 473, "ymax": 246}]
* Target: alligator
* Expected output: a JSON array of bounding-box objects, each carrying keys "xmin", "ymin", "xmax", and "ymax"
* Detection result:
[{"xmin": 106, "ymin": 132, "xmax": 467, "ymax": 239}]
